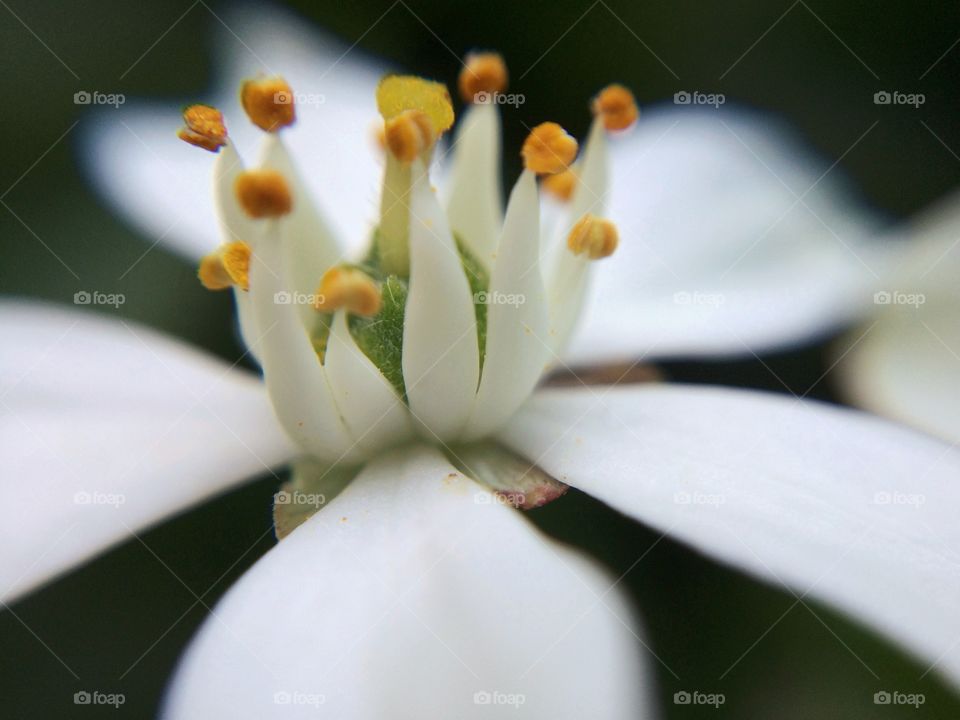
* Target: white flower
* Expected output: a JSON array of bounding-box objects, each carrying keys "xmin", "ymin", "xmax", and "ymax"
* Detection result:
[
  {"xmin": 3, "ymin": 5, "xmax": 958, "ymax": 718},
  {"xmin": 835, "ymin": 189, "xmax": 960, "ymax": 443}
]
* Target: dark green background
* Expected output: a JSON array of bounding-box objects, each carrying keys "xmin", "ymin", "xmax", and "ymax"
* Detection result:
[{"xmin": 1, "ymin": 0, "xmax": 958, "ymax": 717}]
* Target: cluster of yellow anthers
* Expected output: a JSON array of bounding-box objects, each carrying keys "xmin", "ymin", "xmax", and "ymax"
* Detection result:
[{"xmin": 183, "ymin": 52, "xmax": 636, "ymax": 318}]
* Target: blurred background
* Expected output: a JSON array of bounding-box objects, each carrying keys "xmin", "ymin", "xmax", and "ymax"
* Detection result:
[{"xmin": 1, "ymin": 0, "xmax": 958, "ymax": 716}]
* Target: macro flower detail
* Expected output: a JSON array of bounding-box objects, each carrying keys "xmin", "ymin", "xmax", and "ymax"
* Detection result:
[{"xmin": 4, "ymin": 6, "xmax": 960, "ymax": 719}]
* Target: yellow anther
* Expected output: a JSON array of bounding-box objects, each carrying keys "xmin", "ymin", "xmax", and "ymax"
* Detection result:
[
  {"xmin": 235, "ymin": 170, "xmax": 293, "ymax": 218},
  {"xmin": 314, "ymin": 266, "xmax": 382, "ymax": 317},
  {"xmin": 376, "ymin": 75, "xmax": 454, "ymax": 138},
  {"xmin": 178, "ymin": 105, "xmax": 227, "ymax": 152},
  {"xmin": 383, "ymin": 110, "xmax": 435, "ymax": 163},
  {"xmin": 521, "ymin": 122, "xmax": 578, "ymax": 175},
  {"xmin": 541, "ymin": 168, "xmax": 577, "ymax": 202},
  {"xmin": 458, "ymin": 52, "xmax": 508, "ymax": 103},
  {"xmin": 240, "ymin": 76, "xmax": 296, "ymax": 132},
  {"xmin": 592, "ymin": 84, "xmax": 638, "ymax": 132},
  {"xmin": 567, "ymin": 214, "xmax": 619, "ymax": 259},
  {"xmin": 197, "ymin": 241, "xmax": 252, "ymax": 290}
]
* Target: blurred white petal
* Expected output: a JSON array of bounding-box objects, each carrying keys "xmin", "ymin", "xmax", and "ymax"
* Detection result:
[
  {"xmin": 84, "ymin": 3, "xmax": 387, "ymax": 261},
  {"xmin": 165, "ymin": 444, "xmax": 653, "ymax": 719},
  {"xmin": 837, "ymin": 189, "xmax": 960, "ymax": 443},
  {"xmin": 566, "ymin": 105, "xmax": 893, "ymax": 363},
  {"xmin": 0, "ymin": 301, "xmax": 295, "ymax": 603},
  {"xmin": 502, "ymin": 384, "xmax": 960, "ymax": 687}
]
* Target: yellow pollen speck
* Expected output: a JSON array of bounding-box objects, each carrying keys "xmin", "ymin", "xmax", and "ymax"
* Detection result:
[
  {"xmin": 235, "ymin": 170, "xmax": 293, "ymax": 218},
  {"xmin": 241, "ymin": 76, "xmax": 296, "ymax": 132},
  {"xmin": 383, "ymin": 109, "xmax": 435, "ymax": 163},
  {"xmin": 542, "ymin": 168, "xmax": 577, "ymax": 201},
  {"xmin": 592, "ymin": 84, "xmax": 638, "ymax": 132},
  {"xmin": 376, "ymin": 75, "xmax": 454, "ymax": 137},
  {"xmin": 197, "ymin": 241, "xmax": 252, "ymax": 290},
  {"xmin": 521, "ymin": 122, "xmax": 578, "ymax": 175},
  {"xmin": 314, "ymin": 266, "xmax": 382, "ymax": 317},
  {"xmin": 458, "ymin": 52, "xmax": 508, "ymax": 103},
  {"xmin": 567, "ymin": 213, "xmax": 619, "ymax": 259},
  {"xmin": 178, "ymin": 105, "xmax": 227, "ymax": 152},
  {"xmin": 221, "ymin": 241, "xmax": 252, "ymax": 290}
]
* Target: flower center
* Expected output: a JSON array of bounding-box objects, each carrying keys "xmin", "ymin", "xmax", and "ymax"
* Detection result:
[{"xmin": 178, "ymin": 53, "xmax": 637, "ymax": 465}]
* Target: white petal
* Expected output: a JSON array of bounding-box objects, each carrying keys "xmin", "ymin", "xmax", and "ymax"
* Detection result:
[
  {"xmin": 837, "ymin": 190, "xmax": 960, "ymax": 443},
  {"xmin": 164, "ymin": 444, "xmax": 653, "ymax": 719},
  {"xmin": 502, "ymin": 384, "xmax": 960, "ymax": 687},
  {"xmin": 564, "ymin": 105, "xmax": 892, "ymax": 364},
  {"xmin": 463, "ymin": 171, "xmax": 549, "ymax": 440},
  {"xmin": 403, "ymin": 162, "xmax": 480, "ymax": 440},
  {"xmin": 323, "ymin": 311, "xmax": 412, "ymax": 455},
  {"xmin": 83, "ymin": 3, "xmax": 386, "ymax": 261},
  {"xmin": 0, "ymin": 301, "xmax": 295, "ymax": 603},
  {"xmin": 444, "ymin": 104, "xmax": 503, "ymax": 265},
  {"xmin": 247, "ymin": 222, "xmax": 354, "ymax": 462}
]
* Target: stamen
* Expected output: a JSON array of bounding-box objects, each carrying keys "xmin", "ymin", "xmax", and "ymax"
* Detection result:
[
  {"xmin": 197, "ymin": 241, "xmax": 252, "ymax": 290},
  {"xmin": 521, "ymin": 122, "xmax": 578, "ymax": 175},
  {"xmin": 383, "ymin": 109, "xmax": 435, "ymax": 163},
  {"xmin": 458, "ymin": 52, "xmax": 508, "ymax": 103},
  {"xmin": 314, "ymin": 266, "xmax": 382, "ymax": 317},
  {"xmin": 371, "ymin": 121, "xmax": 386, "ymax": 153},
  {"xmin": 235, "ymin": 170, "xmax": 293, "ymax": 218},
  {"xmin": 567, "ymin": 214, "xmax": 618, "ymax": 259},
  {"xmin": 541, "ymin": 168, "xmax": 577, "ymax": 202},
  {"xmin": 376, "ymin": 75, "xmax": 454, "ymax": 139},
  {"xmin": 592, "ymin": 84, "xmax": 638, "ymax": 132},
  {"xmin": 241, "ymin": 76, "xmax": 296, "ymax": 132},
  {"xmin": 177, "ymin": 105, "xmax": 227, "ymax": 152}
]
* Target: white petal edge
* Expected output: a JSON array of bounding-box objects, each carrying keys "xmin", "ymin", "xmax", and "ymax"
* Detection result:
[
  {"xmin": 463, "ymin": 170, "xmax": 549, "ymax": 440},
  {"xmin": 444, "ymin": 103, "xmax": 503, "ymax": 265},
  {"xmin": 164, "ymin": 443, "xmax": 654, "ymax": 719},
  {"xmin": 501, "ymin": 383, "xmax": 960, "ymax": 688},
  {"xmin": 0, "ymin": 300, "xmax": 296, "ymax": 604},
  {"xmin": 403, "ymin": 161, "xmax": 481, "ymax": 440},
  {"xmin": 564, "ymin": 104, "xmax": 894, "ymax": 364},
  {"xmin": 836, "ymin": 189, "xmax": 960, "ymax": 444},
  {"xmin": 83, "ymin": 2, "xmax": 387, "ymax": 261}
]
